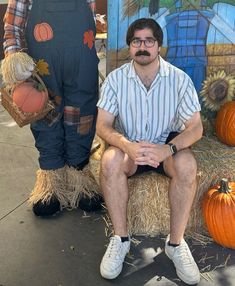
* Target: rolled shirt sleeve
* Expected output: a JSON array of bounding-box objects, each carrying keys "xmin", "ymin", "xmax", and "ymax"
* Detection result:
[
  {"xmin": 173, "ymin": 75, "xmax": 201, "ymax": 130},
  {"xmin": 3, "ymin": 0, "xmax": 30, "ymax": 55},
  {"xmin": 97, "ymin": 76, "xmax": 119, "ymax": 116}
]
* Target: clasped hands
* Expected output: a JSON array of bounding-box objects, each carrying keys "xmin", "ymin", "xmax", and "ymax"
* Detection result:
[{"xmin": 126, "ymin": 141, "xmax": 170, "ymax": 168}]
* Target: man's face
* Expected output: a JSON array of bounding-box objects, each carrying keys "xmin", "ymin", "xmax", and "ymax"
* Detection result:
[{"xmin": 129, "ymin": 28, "xmax": 161, "ymax": 66}]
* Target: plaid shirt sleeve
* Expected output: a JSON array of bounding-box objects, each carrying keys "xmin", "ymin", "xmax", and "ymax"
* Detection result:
[{"xmin": 3, "ymin": 0, "xmax": 31, "ymax": 56}]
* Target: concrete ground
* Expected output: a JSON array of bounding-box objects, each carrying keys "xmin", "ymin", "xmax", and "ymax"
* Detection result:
[{"xmin": 0, "ymin": 49, "xmax": 235, "ymax": 286}]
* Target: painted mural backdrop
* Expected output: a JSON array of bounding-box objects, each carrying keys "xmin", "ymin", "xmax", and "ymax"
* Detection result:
[{"xmin": 107, "ymin": 0, "xmax": 235, "ymax": 131}]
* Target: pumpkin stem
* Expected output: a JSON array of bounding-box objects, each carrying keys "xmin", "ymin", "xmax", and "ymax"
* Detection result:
[
  {"xmin": 218, "ymin": 178, "xmax": 231, "ymax": 194},
  {"xmin": 35, "ymin": 82, "xmax": 45, "ymax": 92}
]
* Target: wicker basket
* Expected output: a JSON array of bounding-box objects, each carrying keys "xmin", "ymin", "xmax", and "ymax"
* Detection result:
[{"xmin": 0, "ymin": 74, "xmax": 54, "ymax": 127}]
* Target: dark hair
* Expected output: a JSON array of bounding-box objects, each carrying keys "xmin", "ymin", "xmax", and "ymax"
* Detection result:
[{"xmin": 126, "ymin": 18, "xmax": 163, "ymax": 47}]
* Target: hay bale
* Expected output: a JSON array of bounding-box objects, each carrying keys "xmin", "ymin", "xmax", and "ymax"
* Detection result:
[
  {"xmin": 90, "ymin": 136, "xmax": 235, "ymax": 236},
  {"xmin": 127, "ymin": 172, "xmax": 170, "ymax": 236},
  {"xmin": 207, "ymin": 44, "xmax": 235, "ymax": 75}
]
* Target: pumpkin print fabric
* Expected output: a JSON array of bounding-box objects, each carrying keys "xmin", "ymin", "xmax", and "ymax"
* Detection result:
[{"xmin": 34, "ymin": 22, "xmax": 54, "ymax": 42}]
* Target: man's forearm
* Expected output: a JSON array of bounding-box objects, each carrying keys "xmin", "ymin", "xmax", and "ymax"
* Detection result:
[
  {"xmin": 170, "ymin": 122, "xmax": 203, "ymax": 152},
  {"xmin": 97, "ymin": 125, "xmax": 130, "ymax": 154}
]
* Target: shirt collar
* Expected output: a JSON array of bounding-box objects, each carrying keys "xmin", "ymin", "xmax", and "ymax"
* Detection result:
[{"xmin": 126, "ymin": 61, "xmax": 137, "ymax": 78}]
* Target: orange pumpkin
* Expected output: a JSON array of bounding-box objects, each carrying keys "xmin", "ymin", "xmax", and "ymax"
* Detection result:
[
  {"xmin": 202, "ymin": 178, "xmax": 235, "ymax": 249},
  {"xmin": 13, "ymin": 81, "xmax": 48, "ymax": 113},
  {"xmin": 215, "ymin": 101, "xmax": 235, "ymax": 146},
  {"xmin": 34, "ymin": 22, "xmax": 53, "ymax": 42}
]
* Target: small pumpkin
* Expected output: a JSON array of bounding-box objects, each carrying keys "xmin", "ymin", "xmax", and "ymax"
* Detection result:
[
  {"xmin": 13, "ymin": 81, "xmax": 48, "ymax": 113},
  {"xmin": 34, "ymin": 22, "xmax": 53, "ymax": 42},
  {"xmin": 215, "ymin": 101, "xmax": 235, "ymax": 146},
  {"xmin": 202, "ymin": 178, "xmax": 235, "ymax": 249}
]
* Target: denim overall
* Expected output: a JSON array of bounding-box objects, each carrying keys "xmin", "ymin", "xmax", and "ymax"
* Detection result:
[{"xmin": 25, "ymin": 0, "xmax": 99, "ymax": 170}]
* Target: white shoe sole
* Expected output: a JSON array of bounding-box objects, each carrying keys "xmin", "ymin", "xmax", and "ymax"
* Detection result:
[
  {"xmin": 165, "ymin": 250, "xmax": 200, "ymax": 285},
  {"xmin": 176, "ymin": 270, "xmax": 200, "ymax": 285},
  {"xmin": 100, "ymin": 264, "xmax": 122, "ymax": 279}
]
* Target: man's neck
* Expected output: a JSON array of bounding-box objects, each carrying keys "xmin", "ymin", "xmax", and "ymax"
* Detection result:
[{"xmin": 133, "ymin": 57, "xmax": 160, "ymax": 90}]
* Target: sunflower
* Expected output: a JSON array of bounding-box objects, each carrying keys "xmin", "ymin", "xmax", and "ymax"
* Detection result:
[{"xmin": 200, "ymin": 70, "xmax": 235, "ymax": 111}]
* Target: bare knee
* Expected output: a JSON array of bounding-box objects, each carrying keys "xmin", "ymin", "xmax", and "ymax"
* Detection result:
[
  {"xmin": 100, "ymin": 147, "xmax": 125, "ymax": 178},
  {"xmin": 173, "ymin": 150, "xmax": 197, "ymax": 184}
]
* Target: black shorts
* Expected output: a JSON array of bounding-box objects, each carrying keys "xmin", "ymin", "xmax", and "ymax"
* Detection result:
[{"xmin": 134, "ymin": 132, "xmax": 179, "ymax": 177}]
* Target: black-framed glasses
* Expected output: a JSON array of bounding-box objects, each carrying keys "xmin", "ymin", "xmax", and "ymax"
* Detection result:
[{"xmin": 130, "ymin": 38, "xmax": 157, "ymax": 48}]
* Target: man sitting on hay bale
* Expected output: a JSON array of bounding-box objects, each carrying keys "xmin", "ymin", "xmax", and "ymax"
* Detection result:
[{"xmin": 96, "ymin": 18, "xmax": 203, "ymax": 285}]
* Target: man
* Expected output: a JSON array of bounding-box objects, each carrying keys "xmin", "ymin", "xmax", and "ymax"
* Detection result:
[
  {"xmin": 96, "ymin": 18, "xmax": 203, "ymax": 285},
  {"xmin": 2, "ymin": 0, "xmax": 102, "ymax": 216}
]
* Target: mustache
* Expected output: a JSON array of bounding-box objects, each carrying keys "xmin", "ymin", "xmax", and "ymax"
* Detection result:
[{"xmin": 135, "ymin": 50, "xmax": 150, "ymax": 57}]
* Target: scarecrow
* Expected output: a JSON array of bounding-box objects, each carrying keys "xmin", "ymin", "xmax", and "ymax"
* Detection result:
[{"xmin": 1, "ymin": 0, "xmax": 103, "ymax": 216}]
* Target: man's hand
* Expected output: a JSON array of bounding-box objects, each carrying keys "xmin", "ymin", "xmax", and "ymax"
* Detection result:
[
  {"xmin": 1, "ymin": 52, "xmax": 35, "ymax": 86},
  {"xmin": 123, "ymin": 141, "xmax": 145, "ymax": 162},
  {"xmin": 133, "ymin": 141, "xmax": 171, "ymax": 168}
]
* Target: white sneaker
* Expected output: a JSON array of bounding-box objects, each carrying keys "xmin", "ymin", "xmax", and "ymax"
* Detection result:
[
  {"xmin": 100, "ymin": 235, "xmax": 130, "ymax": 279},
  {"xmin": 165, "ymin": 234, "xmax": 200, "ymax": 285}
]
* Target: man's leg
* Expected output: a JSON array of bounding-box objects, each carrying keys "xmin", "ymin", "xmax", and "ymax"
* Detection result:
[
  {"xmin": 163, "ymin": 148, "xmax": 200, "ymax": 285},
  {"xmin": 100, "ymin": 146, "xmax": 137, "ymax": 279},
  {"xmin": 164, "ymin": 149, "xmax": 197, "ymax": 242},
  {"xmin": 100, "ymin": 147, "xmax": 136, "ymax": 236}
]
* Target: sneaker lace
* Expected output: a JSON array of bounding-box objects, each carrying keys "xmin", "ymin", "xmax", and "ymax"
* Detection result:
[
  {"xmin": 106, "ymin": 237, "xmax": 122, "ymax": 259},
  {"xmin": 177, "ymin": 243, "xmax": 194, "ymax": 266}
]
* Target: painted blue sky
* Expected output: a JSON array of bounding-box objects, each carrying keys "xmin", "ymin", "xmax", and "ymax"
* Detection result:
[{"xmin": 108, "ymin": 2, "xmax": 235, "ymax": 50}]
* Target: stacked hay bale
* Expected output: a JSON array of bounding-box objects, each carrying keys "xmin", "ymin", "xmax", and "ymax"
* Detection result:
[{"xmin": 90, "ymin": 136, "xmax": 235, "ymax": 236}]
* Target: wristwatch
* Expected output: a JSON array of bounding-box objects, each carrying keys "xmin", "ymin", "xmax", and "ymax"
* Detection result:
[{"xmin": 167, "ymin": 143, "xmax": 177, "ymax": 155}]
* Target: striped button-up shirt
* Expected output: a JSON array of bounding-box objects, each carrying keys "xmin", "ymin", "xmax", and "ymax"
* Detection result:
[
  {"xmin": 97, "ymin": 56, "xmax": 201, "ymax": 144},
  {"xmin": 3, "ymin": 0, "xmax": 96, "ymax": 55}
]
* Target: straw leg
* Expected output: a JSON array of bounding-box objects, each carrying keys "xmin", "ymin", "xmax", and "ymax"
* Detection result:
[
  {"xmin": 28, "ymin": 166, "xmax": 67, "ymax": 207},
  {"xmin": 66, "ymin": 163, "xmax": 101, "ymax": 209},
  {"xmin": 164, "ymin": 149, "xmax": 197, "ymax": 244},
  {"xmin": 100, "ymin": 146, "xmax": 137, "ymax": 237},
  {"xmin": 29, "ymin": 164, "xmax": 101, "ymax": 212}
]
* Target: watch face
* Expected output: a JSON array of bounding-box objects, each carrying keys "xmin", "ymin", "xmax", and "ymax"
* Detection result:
[
  {"xmin": 168, "ymin": 143, "xmax": 177, "ymax": 155},
  {"xmin": 172, "ymin": 144, "xmax": 177, "ymax": 154}
]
